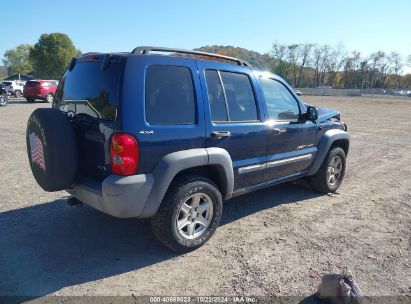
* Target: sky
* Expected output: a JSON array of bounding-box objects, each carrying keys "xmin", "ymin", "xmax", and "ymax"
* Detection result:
[{"xmin": 0, "ymin": 0, "xmax": 410, "ymax": 70}]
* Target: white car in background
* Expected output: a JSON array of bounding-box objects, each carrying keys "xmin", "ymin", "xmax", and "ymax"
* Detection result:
[
  {"xmin": 293, "ymin": 88, "xmax": 302, "ymax": 96},
  {"xmin": 2, "ymin": 80, "xmax": 26, "ymax": 97}
]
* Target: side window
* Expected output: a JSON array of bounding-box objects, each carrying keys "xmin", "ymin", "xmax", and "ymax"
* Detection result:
[
  {"xmin": 259, "ymin": 78, "xmax": 300, "ymax": 121},
  {"xmin": 220, "ymin": 72, "xmax": 258, "ymax": 122},
  {"xmin": 205, "ymin": 70, "xmax": 258, "ymax": 122},
  {"xmin": 204, "ymin": 70, "xmax": 228, "ymax": 122},
  {"xmin": 145, "ymin": 65, "xmax": 196, "ymax": 125}
]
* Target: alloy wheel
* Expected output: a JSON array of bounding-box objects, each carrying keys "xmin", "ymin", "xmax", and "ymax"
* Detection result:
[
  {"xmin": 176, "ymin": 193, "xmax": 214, "ymax": 240},
  {"xmin": 327, "ymin": 155, "xmax": 343, "ymax": 186},
  {"xmin": 0, "ymin": 95, "xmax": 7, "ymax": 106},
  {"xmin": 45, "ymin": 94, "xmax": 54, "ymax": 103}
]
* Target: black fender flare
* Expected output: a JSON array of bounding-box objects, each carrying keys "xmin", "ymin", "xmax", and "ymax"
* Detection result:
[
  {"xmin": 307, "ymin": 129, "xmax": 350, "ymax": 176},
  {"xmin": 140, "ymin": 148, "xmax": 234, "ymax": 218}
]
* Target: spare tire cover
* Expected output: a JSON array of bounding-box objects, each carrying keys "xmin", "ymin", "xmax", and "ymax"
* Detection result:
[{"xmin": 26, "ymin": 108, "xmax": 78, "ymax": 191}]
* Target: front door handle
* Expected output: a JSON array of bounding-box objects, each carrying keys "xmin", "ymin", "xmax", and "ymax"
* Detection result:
[
  {"xmin": 273, "ymin": 128, "xmax": 287, "ymax": 134},
  {"xmin": 211, "ymin": 131, "xmax": 231, "ymax": 139}
]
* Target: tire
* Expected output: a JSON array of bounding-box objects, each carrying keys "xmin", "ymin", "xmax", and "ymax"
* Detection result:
[
  {"xmin": 26, "ymin": 108, "xmax": 78, "ymax": 191},
  {"xmin": 0, "ymin": 94, "xmax": 8, "ymax": 106},
  {"xmin": 151, "ymin": 175, "xmax": 223, "ymax": 253},
  {"xmin": 14, "ymin": 90, "xmax": 22, "ymax": 98},
  {"xmin": 44, "ymin": 93, "xmax": 54, "ymax": 103},
  {"xmin": 309, "ymin": 147, "xmax": 346, "ymax": 193}
]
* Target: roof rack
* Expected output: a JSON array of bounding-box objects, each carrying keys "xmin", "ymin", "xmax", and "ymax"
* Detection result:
[{"xmin": 131, "ymin": 46, "xmax": 252, "ymax": 67}]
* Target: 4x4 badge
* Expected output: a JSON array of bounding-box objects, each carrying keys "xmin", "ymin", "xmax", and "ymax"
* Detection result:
[{"xmin": 139, "ymin": 130, "xmax": 154, "ymax": 135}]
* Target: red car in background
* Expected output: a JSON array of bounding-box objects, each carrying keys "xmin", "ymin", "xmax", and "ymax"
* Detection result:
[{"xmin": 23, "ymin": 80, "xmax": 59, "ymax": 103}]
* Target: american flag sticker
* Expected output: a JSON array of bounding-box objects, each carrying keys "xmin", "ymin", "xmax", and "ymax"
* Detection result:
[{"xmin": 29, "ymin": 132, "xmax": 46, "ymax": 172}]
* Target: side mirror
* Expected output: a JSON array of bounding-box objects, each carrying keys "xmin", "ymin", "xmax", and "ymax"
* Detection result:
[{"xmin": 306, "ymin": 106, "xmax": 318, "ymax": 122}]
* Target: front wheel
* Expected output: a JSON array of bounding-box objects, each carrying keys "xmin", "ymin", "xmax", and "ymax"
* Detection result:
[
  {"xmin": 151, "ymin": 175, "xmax": 223, "ymax": 253},
  {"xmin": 308, "ymin": 147, "xmax": 346, "ymax": 193}
]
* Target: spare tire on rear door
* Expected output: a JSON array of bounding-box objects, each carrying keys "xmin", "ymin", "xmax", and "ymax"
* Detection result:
[{"xmin": 26, "ymin": 108, "xmax": 78, "ymax": 191}]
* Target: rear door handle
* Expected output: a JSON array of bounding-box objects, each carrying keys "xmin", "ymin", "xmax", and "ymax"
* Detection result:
[
  {"xmin": 211, "ymin": 131, "xmax": 231, "ymax": 139},
  {"xmin": 273, "ymin": 128, "xmax": 287, "ymax": 134}
]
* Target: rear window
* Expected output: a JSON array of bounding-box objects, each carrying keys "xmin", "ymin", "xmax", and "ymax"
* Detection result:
[
  {"xmin": 25, "ymin": 81, "xmax": 39, "ymax": 87},
  {"xmin": 55, "ymin": 60, "xmax": 123, "ymax": 120},
  {"xmin": 145, "ymin": 65, "xmax": 196, "ymax": 125}
]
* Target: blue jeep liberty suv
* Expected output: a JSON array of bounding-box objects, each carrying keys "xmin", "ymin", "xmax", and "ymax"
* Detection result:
[{"xmin": 26, "ymin": 46, "xmax": 349, "ymax": 252}]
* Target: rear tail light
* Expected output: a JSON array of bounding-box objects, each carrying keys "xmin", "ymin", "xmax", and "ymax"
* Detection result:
[{"xmin": 110, "ymin": 133, "xmax": 139, "ymax": 175}]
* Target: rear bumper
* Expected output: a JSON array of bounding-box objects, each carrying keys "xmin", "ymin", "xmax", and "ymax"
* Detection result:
[{"xmin": 67, "ymin": 174, "xmax": 154, "ymax": 218}]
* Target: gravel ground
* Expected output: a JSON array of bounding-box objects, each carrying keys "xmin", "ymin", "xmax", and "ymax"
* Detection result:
[{"xmin": 0, "ymin": 96, "xmax": 410, "ymax": 301}]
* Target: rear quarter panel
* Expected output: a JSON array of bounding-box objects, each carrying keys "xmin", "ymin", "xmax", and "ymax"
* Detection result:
[{"xmin": 49, "ymin": 86, "xmax": 57, "ymax": 95}]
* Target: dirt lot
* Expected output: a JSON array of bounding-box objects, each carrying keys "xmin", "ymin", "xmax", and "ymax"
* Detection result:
[{"xmin": 0, "ymin": 96, "xmax": 410, "ymax": 301}]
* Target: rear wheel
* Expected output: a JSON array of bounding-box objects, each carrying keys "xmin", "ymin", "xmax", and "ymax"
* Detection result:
[
  {"xmin": 44, "ymin": 93, "xmax": 54, "ymax": 103},
  {"xmin": 0, "ymin": 94, "xmax": 8, "ymax": 106},
  {"xmin": 309, "ymin": 147, "xmax": 346, "ymax": 193},
  {"xmin": 14, "ymin": 90, "xmax": 22, "ymax": 98},
  {"xmin": 151, "ymin": 175, "xmax": 223, "ymax": 253}
]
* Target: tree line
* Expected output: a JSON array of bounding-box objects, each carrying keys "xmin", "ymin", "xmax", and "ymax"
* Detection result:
[
  {"xmin": 199, "ymin": 44, "xmax": 411, "ymax": 90},
  {"xmin": 2, "ymin": 33, "xmax": 80, "ymax": 80},
  {"xmin": 269, "ymin": 42, "xmax": 411, "ymax": 90},
  {"xmin": 3, "ymin": 35, "xmax": 411, "ymax": 90}
]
